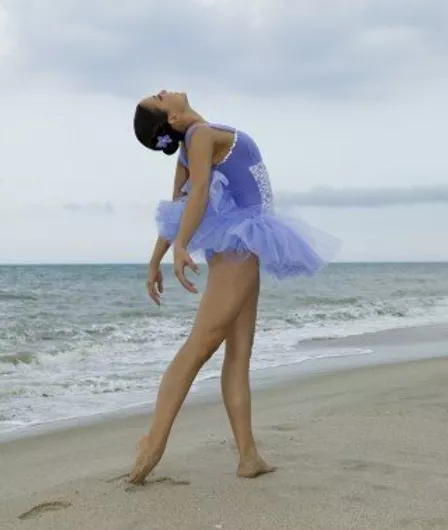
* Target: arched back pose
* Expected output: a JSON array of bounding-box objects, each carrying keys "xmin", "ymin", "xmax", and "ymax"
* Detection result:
[{"xmin": 128, "ymin": 91, "xmax": 339, "ymax": 484}]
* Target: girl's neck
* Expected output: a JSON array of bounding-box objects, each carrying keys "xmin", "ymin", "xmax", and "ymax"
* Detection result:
[{"xmin": 182, "ymin": 110, "xmax": 207, "ymax": 132}]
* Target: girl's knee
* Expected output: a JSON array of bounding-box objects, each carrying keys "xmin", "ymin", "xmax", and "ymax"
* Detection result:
[{"xmin": 187, "ymin": 328, "xmax": 225, "ymax": 363}]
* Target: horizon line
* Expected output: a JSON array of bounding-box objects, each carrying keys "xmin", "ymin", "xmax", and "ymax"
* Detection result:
[{"xmin": 1, "ymin": 260, "xmax": 447, "ymax": 266}]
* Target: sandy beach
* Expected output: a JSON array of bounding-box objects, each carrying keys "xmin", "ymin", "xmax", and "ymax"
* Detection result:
[{"xmin": 1, "ymin": 354, "xmax": 448, "ymax": 529}]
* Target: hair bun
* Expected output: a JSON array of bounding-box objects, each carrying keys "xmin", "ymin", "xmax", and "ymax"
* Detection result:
[
  {"xmin": 162, "ymin": 140, "xmax": 180, "ymax": 156},
  {"xmin": 133, "ymin": 103, "xmax": 184, "ymax": 156}
]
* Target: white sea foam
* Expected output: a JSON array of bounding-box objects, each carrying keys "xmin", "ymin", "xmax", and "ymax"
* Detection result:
[{"xmin": 1, "ymin": 262, "xmax": 447, "ymax": 433}]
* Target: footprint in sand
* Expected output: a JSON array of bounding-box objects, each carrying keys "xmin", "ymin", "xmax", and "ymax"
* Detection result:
[
  {"xmin": 105, "ymin": 473, "xmax": 130, "ymax": 483},
  {"xmin": 105, "ymin": 474, "xmax": 191, "ymax": 487},
  {"xmin": 340, "ymin": 458, "xmax": 396, "ymax": 475},
  {"xmin": 153, "ymin": 477, "xmax": 191, "ymax": 486},
  {"xmin": 270, "ymin": 423, "xmax": 297, "ymax": 433},
  {"xmin": 124, "ymin": 476, "xmax": 191, "ymax": 492},
  {"xmin": 400, "ymin": 517, "xmax": 448, "ymax": 529},
  {"xmin": 18, "ymin": 501, "xmax": 72, "ymax": 520}
]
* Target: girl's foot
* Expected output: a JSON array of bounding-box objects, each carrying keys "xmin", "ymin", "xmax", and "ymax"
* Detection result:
[
  {"xmin": 237, "ymin": 454, "xmax": 276, "ymax": 478},
  {"xmin": 127, "ymin": 435, "xmax": 163, "ymax": 485}
]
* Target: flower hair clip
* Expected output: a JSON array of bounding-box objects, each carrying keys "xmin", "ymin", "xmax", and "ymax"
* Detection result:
[{"xmin": 156, "ymin": 134, "xmax": 173, "ymax": 149}]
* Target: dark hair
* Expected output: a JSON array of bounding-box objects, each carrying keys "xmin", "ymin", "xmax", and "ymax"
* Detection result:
[{"xmin": 133, "ymin": 103, "xmax": 184, "ymax": 156}]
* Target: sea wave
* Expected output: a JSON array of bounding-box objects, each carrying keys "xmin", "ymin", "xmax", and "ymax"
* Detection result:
[
  {"xmin": 0, "ymin": 290, "xmax": 38, "ymax": 301},
  {"xmin": 1, "ymin": 262, "xmax": 447, "ymax": 434}
]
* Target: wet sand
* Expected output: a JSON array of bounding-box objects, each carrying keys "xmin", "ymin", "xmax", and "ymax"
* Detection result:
[{"xmin": 1, "ymin": 356, "xmax": 448, "ymax": 529}]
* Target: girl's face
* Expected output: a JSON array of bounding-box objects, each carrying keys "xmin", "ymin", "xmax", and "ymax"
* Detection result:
[{"xmin": 141, "ymin": 90, "xmax": 189, "ymax": 116}]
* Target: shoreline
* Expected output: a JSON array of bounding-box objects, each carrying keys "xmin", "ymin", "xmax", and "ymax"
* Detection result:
[
  {"xmin": 2, "ymin": 322, "xmax": 448, "ymax": 443},
  {"xmin": 1, "ymin": 355, "xmax": 448, "ymax": 529}
]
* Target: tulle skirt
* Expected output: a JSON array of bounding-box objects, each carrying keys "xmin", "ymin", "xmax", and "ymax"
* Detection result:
[{"xmin": 156, "ymin": 171, "xmax": 341, "ymax": 280}]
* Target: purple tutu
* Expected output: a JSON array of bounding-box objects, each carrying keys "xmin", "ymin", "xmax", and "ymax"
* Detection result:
[
  {"xmin": 156, "ymin": 171, "xmax": 340, "ymax": 280},
  {"xmin": 156, "ymin": 171, "xmax": 340, "ymax": 279}
]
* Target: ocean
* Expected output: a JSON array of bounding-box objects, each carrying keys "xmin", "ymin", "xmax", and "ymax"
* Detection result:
[{"xmin": 1, "ymin": 262, "xmax": 448, "ymax": 435}]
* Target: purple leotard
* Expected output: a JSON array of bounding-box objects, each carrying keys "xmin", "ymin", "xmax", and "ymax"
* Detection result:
[{"xmin": 156, "ymin": 123, "xmax": 340, "ymax": 279}]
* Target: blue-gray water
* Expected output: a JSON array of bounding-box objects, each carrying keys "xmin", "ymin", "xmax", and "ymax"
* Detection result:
[{"xmin": 1, "ymin": 263, "xmax": 447, "ymax": 434}]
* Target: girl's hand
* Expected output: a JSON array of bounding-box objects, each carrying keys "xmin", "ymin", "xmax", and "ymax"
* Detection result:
[
  {"xmin": 146, "ymin": 264, "xmax": 164, "ymax": 305},
  {"xmin": 173, "ymin": 243, "xmax": 200, "ymax": 293}
]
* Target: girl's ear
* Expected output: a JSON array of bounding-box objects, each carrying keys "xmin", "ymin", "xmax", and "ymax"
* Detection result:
[{"xmin": 167, "ymin": 111, "xmax": 179, "ymax": 128}]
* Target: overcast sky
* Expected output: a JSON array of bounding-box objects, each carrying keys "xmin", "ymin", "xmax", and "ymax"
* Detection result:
[{"xmin": 1, "ymin": 0, "xmax": 447, "ymax": 263}]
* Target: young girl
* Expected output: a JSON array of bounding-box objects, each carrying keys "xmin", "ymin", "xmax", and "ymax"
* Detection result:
[{"xmin": 127, "ymin": 91, "xmax": 339, "ymax": 485}]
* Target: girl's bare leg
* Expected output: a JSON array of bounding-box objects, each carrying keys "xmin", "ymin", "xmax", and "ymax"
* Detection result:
[
  {"xmin": 221, "ymin": 266, "xmax": 275, "ymax": 477},
  {"xmin": 127, "ymin": 253, "xmax": 260, "ymax": 485}
]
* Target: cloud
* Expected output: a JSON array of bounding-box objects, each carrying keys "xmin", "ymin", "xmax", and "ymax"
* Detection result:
[
  {"xmin": 54, "ymin": 184, "xmax": 448, "ymax": 213},
  {"xmin": 2, "ymin": 0, "xmax": 448, "ymax": 98},
  {"xmin": 277, "ymin": 184, "xmax": 448, "ymax": 208},
  {"xmin": 1, "ymin": 1, "xmax": 448, "ymax": 265},
  {"xmin": 63, "ymin": 201, "xmax": 115, "ymax": 214},
  {"xmin": 0, "ymin": 4, "xmax": 12, "ymax": 52}
]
